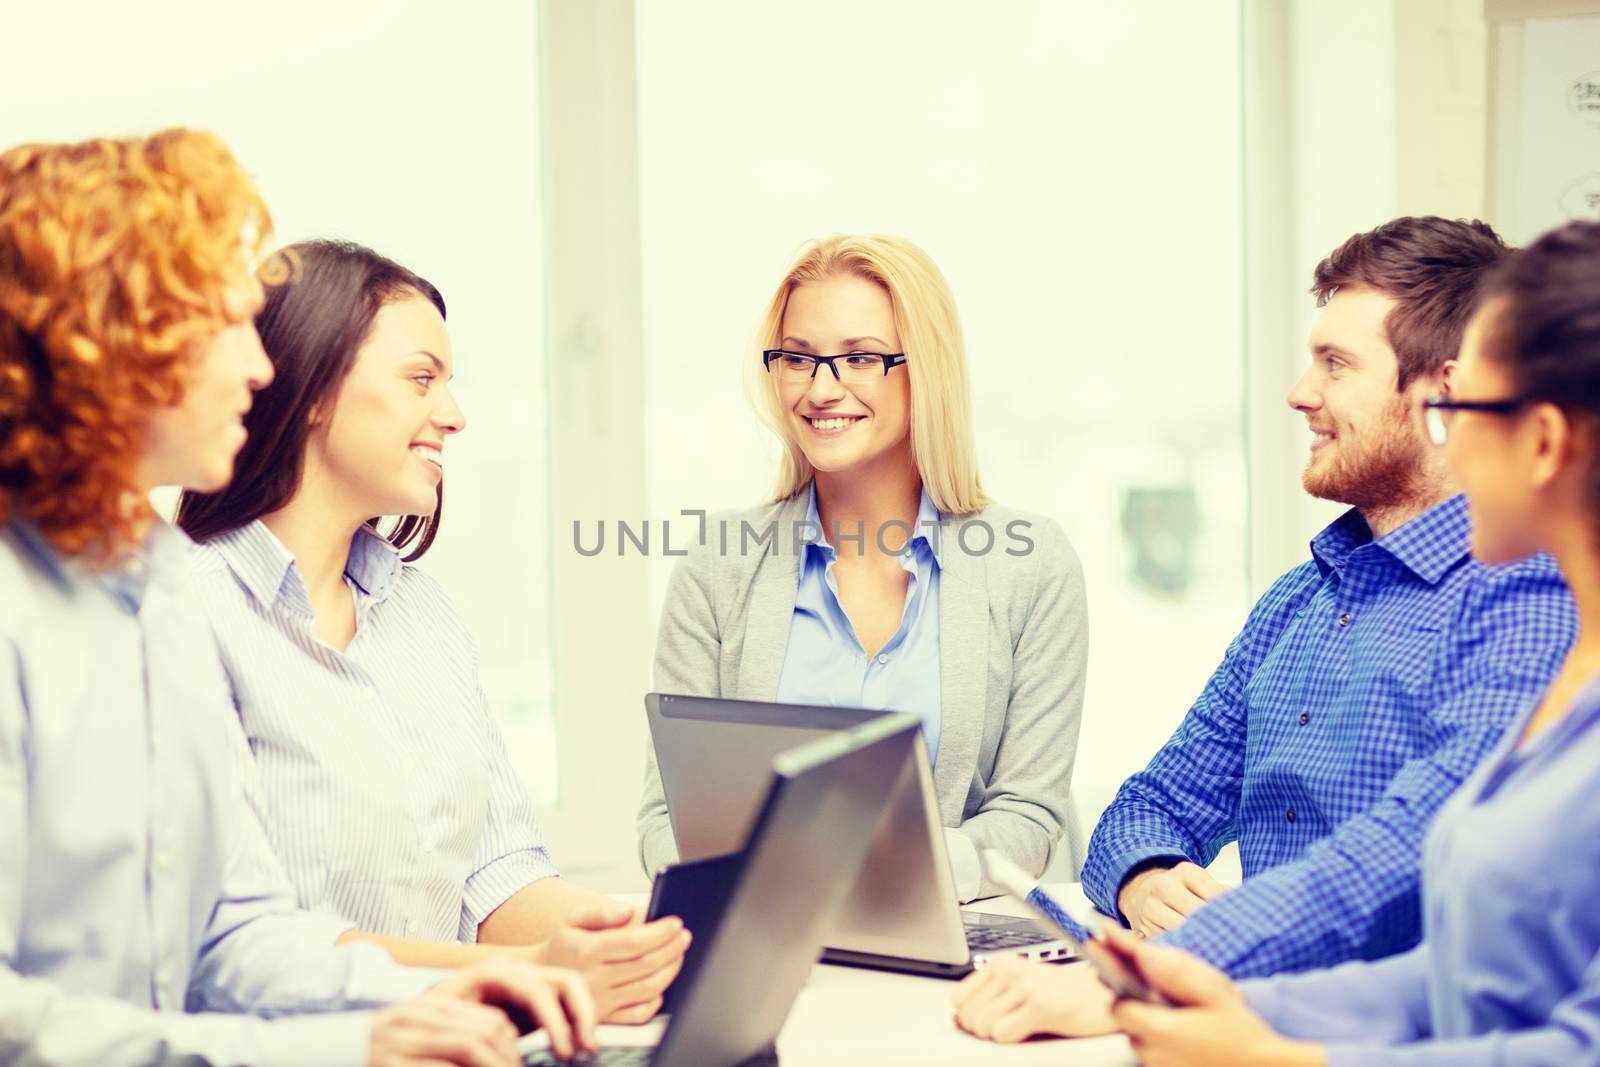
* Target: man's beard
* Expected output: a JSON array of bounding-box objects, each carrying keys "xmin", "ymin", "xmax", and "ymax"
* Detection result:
[{"xmin": 1302, "ymin": 396, "xmax": 1432, "ymax": 512}]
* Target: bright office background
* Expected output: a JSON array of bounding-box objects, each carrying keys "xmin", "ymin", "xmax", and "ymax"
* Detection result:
[{"xmin": 5, "ymin": 0, "xmax": 1594, "ymax": 889}]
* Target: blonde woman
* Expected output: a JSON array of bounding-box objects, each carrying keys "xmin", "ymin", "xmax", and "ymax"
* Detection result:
[{"xmin": 636, "ymin": 235, "xmax": 1088, "ymax": 902}]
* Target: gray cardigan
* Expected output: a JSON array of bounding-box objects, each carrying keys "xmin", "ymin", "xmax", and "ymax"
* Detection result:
[{"xmin": 636, "ymin": 490, "xmax": 1088, "ymax": 901}]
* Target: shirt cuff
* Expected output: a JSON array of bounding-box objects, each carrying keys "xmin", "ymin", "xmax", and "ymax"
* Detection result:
[
  {"xmin": 1097, "ymin": 846, "xmax": 1190, "ymax": 920},
  {"xmin": 245, "ymin": 1011, "xmax": 375, "ymax": 1067},
  {"xmin": 943, "ymin": 828, "xmax": 982, "ymax": 903},
  {"xmin": 459, "ymin": 848, "xmax": 561, "ymax": 942}
]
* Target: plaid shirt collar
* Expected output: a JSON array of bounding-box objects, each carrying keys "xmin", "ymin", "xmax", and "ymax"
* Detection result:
[{"xmin": 1311, "ymin": 494, "xmax": 1470, "ymax": 587}]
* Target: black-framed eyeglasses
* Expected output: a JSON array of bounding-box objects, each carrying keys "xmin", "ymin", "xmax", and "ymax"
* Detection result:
[
  {"xmin": 1421, "ymin": 394, "xmax": 1529, "ymax": 447},
  {"xmin": 762, "ymin": 349, "xmax": 907, "ymax": 385}
]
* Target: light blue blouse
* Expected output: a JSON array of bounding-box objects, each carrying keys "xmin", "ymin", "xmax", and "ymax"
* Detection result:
[
  {"xmin": 0, "ymin": 521, "xmax": 440, "ymax": 1067},
  {"xmin": 1242, "ymin": 671, "xmax": 1600, "ymax": 1065},
  {"xmin": 775, "ymin": 484, "xmax": 943, "ymax": 763}
]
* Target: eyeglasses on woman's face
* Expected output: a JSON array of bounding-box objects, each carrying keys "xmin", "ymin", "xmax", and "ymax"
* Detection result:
[
  {"xmin": 1420, "ymin": 394, "xmax": 1529, "ymax": 447},
  {"xmin": 762, "ymin": 349, "xmax": 907, "ymax": 386}
]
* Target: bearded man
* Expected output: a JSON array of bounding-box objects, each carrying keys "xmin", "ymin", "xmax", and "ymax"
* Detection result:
[{"xmin": 954, "ymin": 216, "xmax": 1578, "ymax": 1044}]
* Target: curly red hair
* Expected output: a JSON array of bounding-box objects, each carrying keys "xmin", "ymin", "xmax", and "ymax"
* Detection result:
[{"xmin": 0, "ymin": 129, "xmax": 271, "ymax": 562}]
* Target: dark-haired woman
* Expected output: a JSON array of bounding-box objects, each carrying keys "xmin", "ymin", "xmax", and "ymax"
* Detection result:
[
  {"xmin": 177, "ymin": 240, "xmax": 688, "ymax": 1026},
  {"xmin": 1046, "ymin": 220, "xmax": 1600, "ymax": 1067}
]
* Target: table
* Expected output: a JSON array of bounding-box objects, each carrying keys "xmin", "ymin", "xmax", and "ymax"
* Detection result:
[{"xmin": 524, "ymin": 884, "xmax": 1138, "ymax": 1065}]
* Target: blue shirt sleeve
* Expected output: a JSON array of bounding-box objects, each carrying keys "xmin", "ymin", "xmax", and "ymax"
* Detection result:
[
  {"xmin": 1316, "ymin": 949, "xmax": 1600, "ymax": 1067},
  {"xmin": 1157, "ymin": 561, "xmax": 1574, "ymax": 976},
  {"xmin": 1242, "ymin": 944, "xmax": 1433, "ymax": 1045},
  {"xmin": 1080, "ymin": 566, "xmax": 1316, "ymax": 917}
]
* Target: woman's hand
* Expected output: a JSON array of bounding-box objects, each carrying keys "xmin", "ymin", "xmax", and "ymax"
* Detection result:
[
  {"xmin": 371, "ymin": 958, "xmax": 596, "ymax": 1065},
  {"xmin": 526, "ymin": 904, "xmax": 691, "ymax": 1024},
  {"xmin": 1103, "ymin": 926, "xmax": 1324, "ymax": 1067}
]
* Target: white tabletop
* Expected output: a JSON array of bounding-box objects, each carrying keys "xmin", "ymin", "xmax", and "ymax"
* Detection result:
[{"xmin": 530, "ymin": 884, "xmax": 1137, "ymax": 1065}]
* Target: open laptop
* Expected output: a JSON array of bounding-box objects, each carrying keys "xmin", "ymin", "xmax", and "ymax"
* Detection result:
[
  {"xmin": 524, "ymin": 711, "xmax": 921, "ymax": 1067},
  {"xmin": 646, "ymin": 693, "xmax": 1074, "ymax": 979}
]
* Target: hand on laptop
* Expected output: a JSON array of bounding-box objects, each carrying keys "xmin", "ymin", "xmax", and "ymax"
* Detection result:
[
  {"xmin": 1117, "ymin": 862, "xmax": 1230, "ymax": 937},
  {"xmin": 952, "ymin": 957, "xmax": 1116, "ymax": 1042},
  {"xmin": 1104, "ymin": 925, "xmax": 1322, "ymax": 1067},
  {"xmin": 373, "ymin": 958, "xmax": 597, "ymax": 1065},
  {"xmin": 528, "ymin": 904, "xmax": 692, "ymax": 1024}
]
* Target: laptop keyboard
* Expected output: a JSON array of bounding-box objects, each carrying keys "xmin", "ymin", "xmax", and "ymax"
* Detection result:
[
  {"xmin": 524, "ymin": 1049, "xmax": 655, "ymax": 1067},
  {"xmin": 965, "ymin": 924, "xmax": 1052, "ymax": 952}
]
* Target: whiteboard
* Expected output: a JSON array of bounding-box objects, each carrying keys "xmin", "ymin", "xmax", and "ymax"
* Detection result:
[{"xmin": 1494, "ymin": 12, "xmax": 1600, "ymax": 243}]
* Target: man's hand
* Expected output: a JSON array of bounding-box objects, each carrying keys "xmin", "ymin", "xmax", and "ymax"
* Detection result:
[
  {"xmin": 1117, "ymin": 862, "xmax": 1230, "ymax": 937},
  {"xmin": 1104, "ymin": 926, "xmax": 1324, "ymax": 1067},
  {"xmin": 952, "ymin": 957, "xmax": 1116, "ymax": 1042},
  {"xmin": 371, "ymin": 958, "xmax": 597, "ymax": 1066},
  {"xmin": 526, "ymin": 905, "xmax": 691, "ymax": 1024}
]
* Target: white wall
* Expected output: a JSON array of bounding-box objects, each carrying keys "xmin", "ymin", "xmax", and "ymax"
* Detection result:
[{"xmin": 1278, "ymin": 0, "xmax": 1402, "ymax": 563}]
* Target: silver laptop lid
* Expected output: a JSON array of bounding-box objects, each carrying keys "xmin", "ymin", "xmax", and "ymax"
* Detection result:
[
  {"xmin": 652, "ymin": 712, "xmax": 921, "ymax": 1067},
  {"xmin": 646, "ymin": 693, "xmax": 968, "ymax": 967}
]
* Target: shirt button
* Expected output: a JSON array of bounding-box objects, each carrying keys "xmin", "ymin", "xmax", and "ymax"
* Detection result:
[
  {"xmin": 1286, "ymin": 808, "xmax": 1297, "ymax": 823},
  {"xmin": 155, "ymin": 851, "xmax": 171, "ymax": 872},
  {"xmin": 155, "ymin": 965, "xmax": 172, "ymax": 986},
  {"xmin": 1337, "ymin": 613, "xmax": 1352, "ymax": 627},
  {"xmin": 877, "ymin": 654, "xmax": 889, "ymax": 665},
  {"xmin": 1298, "ymin": 713, "xmax": 1310, "ymax": 726},
  {"xmin": 405, "ymin": 919, "xmax": 419, "ymax": 935}
]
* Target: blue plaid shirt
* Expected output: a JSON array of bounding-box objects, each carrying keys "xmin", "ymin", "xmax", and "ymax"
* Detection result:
[{"xmin": 1081, "ymin": 495, "xmax": 1576, "ymax": 978}]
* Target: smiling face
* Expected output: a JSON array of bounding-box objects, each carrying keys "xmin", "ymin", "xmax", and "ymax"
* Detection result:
[
  {"xmin": 776, "ymin": 272, "xmax": 912, "ymax": 477},
  {"xmin": 311, "ymin": 292, "xmax": 463, "ymax": 518},
  {"xmin": 141, "ymin": 272, "xmax": 273, "ymax": 492},
  {"xmin": 1287, "ymin": 286, "xmax": 1438, "ymax": 510}
]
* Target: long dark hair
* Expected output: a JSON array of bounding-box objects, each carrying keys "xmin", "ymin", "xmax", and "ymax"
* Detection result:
[{"xmin": 176, "ymin": 239, "xmax": 447, "ymax": 560}]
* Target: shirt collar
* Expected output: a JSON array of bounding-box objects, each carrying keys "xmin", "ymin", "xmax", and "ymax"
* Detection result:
[
  {"xmin": 209, "ymin": 520, "xmax": 404, "ymax": 612},
  {"xmin": 1375, "ymin": 494, "xmax": 1472, "ymax": 584},
  {"xmin": 9, "ymin": 521, "xmax": 72, "ymax": 588},
  {"xmin": 12, "ymin": 518, "xmax": 192, "ymax": 612},
  {"xmin": 345, "ymin": 523, "xmax": 405, "ymax": 599},
  {"xmin": 1310, "ymin": 494, "xmax": 1470, "ymax": 585},
  {"xmin": 801, "ymin": 482, "xmax": 945, "ymax": 567},
  {"xmin": 208, "ymin": 520, "xmax": 301, "ymax": 610}
]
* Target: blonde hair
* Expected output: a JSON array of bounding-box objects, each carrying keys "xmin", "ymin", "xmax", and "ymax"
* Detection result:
[{"xmin": 746, "ymin": 234, "xmax": 988, "ymax": 514}]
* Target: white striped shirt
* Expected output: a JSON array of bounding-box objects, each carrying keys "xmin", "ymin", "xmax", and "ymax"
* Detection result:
[{"xmin": 191, "ymin": 520, "xmax": 557, "ymax": 944}]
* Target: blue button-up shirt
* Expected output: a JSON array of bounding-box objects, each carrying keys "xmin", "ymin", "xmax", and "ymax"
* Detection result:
[
  {"xmin": 191, "ymin": 520, "xmax": 558, "ymax": 944},
  {"xmin": 0, "ymin": 521, "xmax": 442, "ymax": 1067},
  {"xmin": 1243, "ymin": 671, "xmax": 1600, "ymax": 1066},
  {"xmin": 775, "ymin": 484, "xmax": 944, "ymax": 763},
  {"xmin": 1082, "ymin": 495, "xmax": 1576, "ymax": 977}
]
